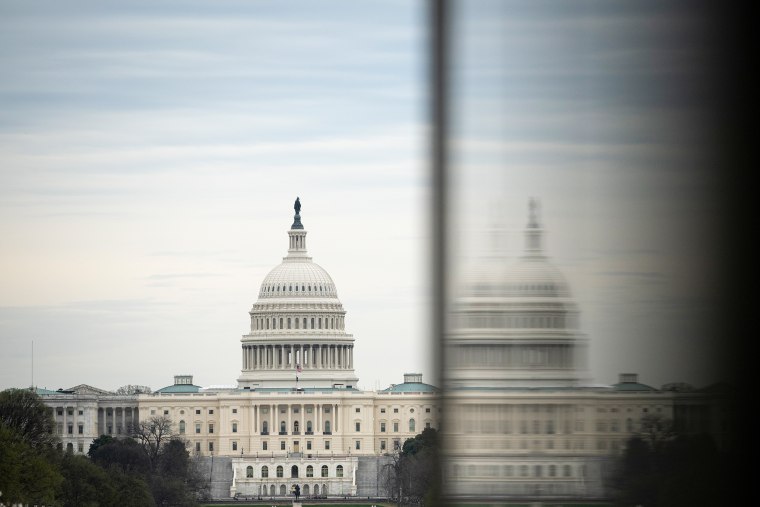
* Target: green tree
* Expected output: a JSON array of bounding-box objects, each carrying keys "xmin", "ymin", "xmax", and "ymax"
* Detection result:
[
  {"xmin": 108, "ymin": 467, "xmax": 156, "ymax": 507},
  {"xmin": 382, "ymin": 427, "xmax": 441, "ymax": 507},
  {"xmin": 90, "ymin": 436, "xmax": 152, "ymax": 476},
  {"xmin": 87, "ymin": 433, "xmax": 115, "ymax": 457},
  {"xmin": 0, "ymin": 389, "xmax": 62, "ymax": 505},
  {"xmin": 0, "ymin": 388, "xmax": 57, "ymax": 448},
  {"xmin": 59, "ymin": 452, "xmax": 117, "ymax": 507},
  {"xmin": 614, "ymin": 427, "xmax": 722, "ymax": 507}
]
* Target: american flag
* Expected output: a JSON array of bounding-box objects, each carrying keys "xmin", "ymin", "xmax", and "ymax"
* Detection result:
[{"xmin": 296, "ymin": 363, "xmax": 302, "ymax": 373}]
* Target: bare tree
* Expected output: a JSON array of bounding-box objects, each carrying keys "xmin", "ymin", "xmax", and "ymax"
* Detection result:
[
  {"xmin": 115, "ymin": 385, "xmax": 152, "ymax": 395},
  {"xmin": 131, "ymin": 415, "xmax": 174, "ymax": 470},
  {"xmin": 381, "ymin": 450, "xmax": 403, "ymax": 505},
  {"xmin": 638, "ymin": 413, "xmax": 675, "ymax": 451}
]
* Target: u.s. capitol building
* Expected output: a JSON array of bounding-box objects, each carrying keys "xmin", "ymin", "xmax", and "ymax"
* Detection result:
[{"xmin": 36, "ymin": 199, "xmax": 729, "ymax": 501}]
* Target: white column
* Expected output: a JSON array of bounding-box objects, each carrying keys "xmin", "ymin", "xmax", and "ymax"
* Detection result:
[{"xmin": 287, "ymin": 404, "xmax": 292, "ymax": 436}]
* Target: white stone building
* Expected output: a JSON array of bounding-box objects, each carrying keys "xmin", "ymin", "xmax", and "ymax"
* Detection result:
[
  {"xmin": 440, "ymin": 199, "xmax": 732, "ymax": 501},
  {"xmin": 35, "ymin": 199, "xmax": 729, "ymax": 500}
]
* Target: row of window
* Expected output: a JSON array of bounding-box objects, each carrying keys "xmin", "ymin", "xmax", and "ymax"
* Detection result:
[
  {"xmin": 155, "ymin": 408, "xmax": 217, "ymax": 416},
  {"xmin": 454, "ymin": 418, "xmax": 638, "ymax": 435},
  {"xmin": 54, "ymin": 407, "xmax": 84, "ymax": 416},
  {"xmin": 59, "ymin": 422, "xmax": 126, "ymax": 435},
  {"xmin": 378, "ymin": 419, "xmax": 425, "ymax": 433},
  {"xmin": 454, "ymin": 313, "xmax": 576, "ymax": 330},
  {"xmin": 453, "ymin": 438, "xmax": 627, "ymax": 452},
  {"xmin": 452, "ymin": 463, "xmax": 583, "ymax": 479},
  {"xmin": 256, "ymin": 484, "xmax": 330, "ymax": 496},
  {"xmin": 245, "ymin": 464, "xmax": 343, "ymax": 479},
  {"xmin": 261, "ymin": 282, "xmax": 335, "ymax": 294},
  {"xmin": 215, "ymin": 438, "xmax": 335, "ymax": 452},
  {"xmin": 254, "ymin": 315, "xmax": 343, "ymax": 331},
  {"xmin": 179, "ymin": 419, "xmax": 434, "ymax": 436},
  {"xmin": 379, "ymin": 407, "xmax": 433, "ymax": 414},
  {"xmin": 260, "ymin": 419, "xmax": 330, "ymax": 434},
  {"xmin": 451, "ymin": 344, "xmax": 575, "ymax": 368}
]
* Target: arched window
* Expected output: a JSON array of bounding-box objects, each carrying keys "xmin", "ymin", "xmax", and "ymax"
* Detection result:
[
  {"xmin": 261, "ymin": 465, "xmax": 268, "ymax": 478},
  {"xmin": 288, "ymin": 318, "xmax": 291, "ymax": 329},
  {"xmin": 303, "ymin": 317, "xmax": 307, "ymax": 329},
  {"xmin": 311, "ymin": 317, "xmax": 315, "ymax": 329},
  {"xmin": 307, "ymin": 465, "xmax": 314, "ymax": 477},
  {"xmin": 246, "ymin": 466, "xmax": 253, "ymax": 478},
  {"xmin": 269, "ymin": 485, "xmax": 275, "ymax": 496},
  {"xmin": 303, "ymin": 484, "xmax": 310, "ymax": 496},
  {"xmin": 276, "ymin": 465, "xmax": 283, "ymax": 478},
  {"xmin": 295, "ymin": 317, "xmax": 299, "ymax": 329},
  {"xmin": 336, "ymin": 465, "xmax": 344, "ymax": 477},
  {"xmin": 307, "ymin": 420, "xmax": 312, "ymax": 433},
  {"xmin": 324, "ymin": 420, "xmax": 331, "ymax": 433},
  {"xmin": 409, "ymin": 418, "xmax": 415, "ymax": 432},
  {"xmin": 179, "ymin": 420, "xmax": 185, "ymax": 434},
  {"xmin": 291, "ymin": 465, "xmax": 298, "ymax": 478},
  {"xmin": 280, "ymin": 484, "xmax": 286, "ymax": 495},
  {"xmin": 323, "ymin": 483, "xmax": 328, "ymax": 494},
  {"xmin": 314, "ymin": 484, "xmax": 319, "ymax": 495},
  {"xmin": 280, "ymin": 421, "xmax": 286, "ymax": 434},
  {"xmin": 262, "ymin": 420, "xmax": 268, "ymax": 434},
  {"xmin": 321, "ymin": 465, "xmax": 328, "ymax": 477},
  {"xmin": 279, "ymin": 317, "xmax": 283, "ymax": 328},
  {"xmin": 294, "ymin": 421, "xmax": 299, "ymax": 433}
]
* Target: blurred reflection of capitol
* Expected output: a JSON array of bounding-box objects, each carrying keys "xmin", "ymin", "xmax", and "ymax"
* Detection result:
[{"xmin": 442, "ymin": 199, "xmax": 730, "ymax": 500}]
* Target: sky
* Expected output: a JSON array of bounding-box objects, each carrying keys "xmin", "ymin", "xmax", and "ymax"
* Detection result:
[
  {"xmin": 446, "ymin": 0, "xmax": 731, "ymax": 389},
  {"xmin": 0, "ymin": 0, "xmax": 430, "ymax": 392},
  {"xmin": 0, "ymin": 1, "xmax": 734, "ymax": 393}
]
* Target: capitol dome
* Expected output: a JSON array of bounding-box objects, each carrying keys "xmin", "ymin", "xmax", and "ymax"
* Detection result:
[
  {"xmin": 238, "ymin": 199, "xmax": 359, "ymax": 390},
  {"xmin": 258, "ymin": 262, "xmax": 338, "ymax": 299},
  {"xmin": 446, "ymin": 199, "xmax": 589, "ymax": 389}
]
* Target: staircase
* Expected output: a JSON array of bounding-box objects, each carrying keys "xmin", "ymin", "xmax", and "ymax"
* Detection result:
[{"xmin": 196, "ymin": 455, "xmax": 233, "ymax": 499}]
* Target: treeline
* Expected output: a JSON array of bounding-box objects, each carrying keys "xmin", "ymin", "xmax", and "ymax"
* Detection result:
[
  {"xmin": 0, "ymin": 388, "xmax": 206, "ymax": 506},
  {"xmin": 612, "ymin": 414, "xmax": 742, "ymax": 507}
]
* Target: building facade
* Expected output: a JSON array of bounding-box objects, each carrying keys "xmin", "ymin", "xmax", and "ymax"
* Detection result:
[{"xmin": 36, "ymin": 199, "xmax": 728, "ymax": 500}]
